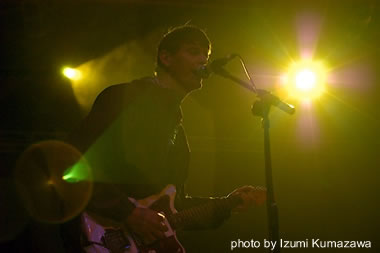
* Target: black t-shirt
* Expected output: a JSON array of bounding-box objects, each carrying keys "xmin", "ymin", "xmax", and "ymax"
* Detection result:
[{"xmin": 61, "ymin": 77, "xmax": 230, "ymax": 252}]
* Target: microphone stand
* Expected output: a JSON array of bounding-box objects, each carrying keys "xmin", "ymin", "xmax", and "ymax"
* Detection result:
[
  {"xmin": 252, "ymin": 98, "xmax": 281, "ymax": 253},
  {"xmin": 212, "ymin": 67, "xmax": 295, "ymax": 253}
]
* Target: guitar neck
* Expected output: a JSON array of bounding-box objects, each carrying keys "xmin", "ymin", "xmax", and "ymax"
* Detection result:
[{"xmin": 168, "ymin": 195, "xmax": 242, "ymax": 230}]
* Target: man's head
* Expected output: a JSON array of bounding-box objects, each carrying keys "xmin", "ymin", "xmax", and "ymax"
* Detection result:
[{"xmin": 156, "ymin": 25, "xmax": 211, "ymax": 92}]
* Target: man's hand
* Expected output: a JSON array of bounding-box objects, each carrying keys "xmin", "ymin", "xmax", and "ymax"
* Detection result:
[
  {"xmin": 228, "ymin": 185, "xmax": 267, "ymax": 213},
  {"xmin": 125, "ymin": 207, "xmax": 168, "ymax": 244}
]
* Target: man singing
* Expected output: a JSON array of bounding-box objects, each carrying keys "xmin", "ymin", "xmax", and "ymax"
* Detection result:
[{"xmin": 62, "ymin": 25, "xmax": 265, "ymax": 252}]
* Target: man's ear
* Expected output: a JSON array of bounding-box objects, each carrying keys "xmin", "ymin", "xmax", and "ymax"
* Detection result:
[{"xmin": 159, "ymin": 50, "xmax": 172, "ymax": 68}]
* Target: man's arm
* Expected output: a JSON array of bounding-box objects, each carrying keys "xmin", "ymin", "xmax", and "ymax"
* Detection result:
[{"xmin": 175, "ymin": 184, "xmax": 266, "ymax": 230}]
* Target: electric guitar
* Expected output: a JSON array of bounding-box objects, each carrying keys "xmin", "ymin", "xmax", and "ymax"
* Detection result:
[{"xmin": 81, "ymin": 184, "xmax": 261, "ymax": 253}]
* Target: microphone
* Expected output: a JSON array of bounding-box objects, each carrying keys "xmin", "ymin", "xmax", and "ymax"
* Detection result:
[
  {"xmin": 195, "ymin": 54, "xmax": 238, "ymax": 79},
  {"xmin": 195, "ymin": 53, "xmax": 296, "ymax": 115},
  {"xmin": 256, "ymin": 89, "xmax": 296, "ymax": 115}
]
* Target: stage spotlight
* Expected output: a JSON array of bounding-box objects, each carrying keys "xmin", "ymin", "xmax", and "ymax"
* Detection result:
[
  {"xmin": 283, "ymin": 60, "xmax": 326, "ymax": 100},
  {"xmin": 63, "ymin": 67, "xmax": 81, "ymax": 80},
  {"xmin": 296, "ymin": 69, "xmax": 316, "ymax": 90}
]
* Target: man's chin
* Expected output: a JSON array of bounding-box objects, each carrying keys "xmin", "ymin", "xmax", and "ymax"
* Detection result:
[{"xmin": 186, "ymin": 81, "xmax": 203, "ymax": 92}]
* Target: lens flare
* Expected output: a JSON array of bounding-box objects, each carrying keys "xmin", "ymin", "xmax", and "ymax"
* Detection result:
[
  {"xmin": 284, "ymin": 60, "xmax": 327, "ymax": 100},
  {"xmin": 14, "ymin": 140, "xmax": 92, "ymax": 223}
]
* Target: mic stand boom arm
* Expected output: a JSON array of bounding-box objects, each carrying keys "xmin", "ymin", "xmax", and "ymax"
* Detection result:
[
  {"xmin": 212, "ymin": 67, "xmax": 295, "ymax": 115},
  {"xmin": 212, "ymin": 66, "xmax": 295, "ymax": 253}
]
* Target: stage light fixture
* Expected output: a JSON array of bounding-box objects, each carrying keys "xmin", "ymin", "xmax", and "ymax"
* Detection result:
[
  {"xmin": 63, "ymin": 67, "xmax": 81, "ymax": 80},
  {"xmin": 283, "ymin": 60, "xmax": 326, "ymax": 100}
]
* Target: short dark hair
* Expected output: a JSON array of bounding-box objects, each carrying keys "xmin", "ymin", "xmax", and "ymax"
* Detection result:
[{"xmin": 156, "ymin": 25, "xmax": 211, "ymax": 69}]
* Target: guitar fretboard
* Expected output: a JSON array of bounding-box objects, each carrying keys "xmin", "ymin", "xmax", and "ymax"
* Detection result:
[{"xmin": 167, "ymin": 195, "xmax": 242, "ymax": 229}]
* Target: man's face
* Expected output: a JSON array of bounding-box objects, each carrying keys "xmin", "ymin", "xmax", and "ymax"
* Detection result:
[{"xmin": 162, "ymin": 42, "xmax": 210, "ymax": 92}]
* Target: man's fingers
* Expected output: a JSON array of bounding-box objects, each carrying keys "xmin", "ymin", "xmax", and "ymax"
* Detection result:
[
  {"xmin": 236, "ymin": 185, "xmax": 255, "ymax": 193},
  {"xmin": 150, "ymin": 228, "xmax": 166, "ymax": 240},
  {"xmin": 140, "ymin": 226, "xmax": 166, "ymax": 244},
  {"xmin": 149, "ymin": 219, "xmax": 168, "ymax": 232},
  {"xmin": 148, "ymin": 213, "xmax": 167, "ymax": 232},
  {"xmin": 147, "ymin": 211, "xmax": 164, "ymax": 223},
  {"xmin": 229, "ymin": 185, "xmax": 267, "ymax": 213},
  {"xmin": 142, "ymin": 232, "xmax": 158, "ymax": 245},
  {"xmin": 126, "ymin": 207, "xmax": 169, "ymax": 244},
  {"xmin": 239, "ymin": 189, "xmax": 266, "ymax": 205}
]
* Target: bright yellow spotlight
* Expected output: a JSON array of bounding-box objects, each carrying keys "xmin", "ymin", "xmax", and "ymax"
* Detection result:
[
  {"xmin": 63, "ymin": 67, "xmax": 81, "ymax": 80},
  {"xmin": 284, "ymin": 60, "xmax": 326, "ymax": 100},
  {"xmin": 296, "ymin": 69, "xmax": 316, "ymax": 90}
]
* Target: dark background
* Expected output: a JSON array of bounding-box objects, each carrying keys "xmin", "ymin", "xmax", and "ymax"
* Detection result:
[{"xmin": 1, "ymin": 0, "xmax": 379, "ymax": 252}]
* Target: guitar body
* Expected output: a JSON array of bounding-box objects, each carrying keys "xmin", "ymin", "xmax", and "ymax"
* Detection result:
[{"xmin": 81, "ymin": 184, "xmax": 185, "ymax": 253}]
